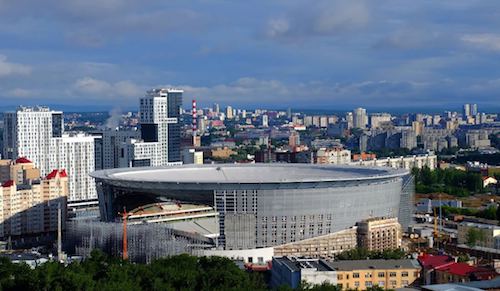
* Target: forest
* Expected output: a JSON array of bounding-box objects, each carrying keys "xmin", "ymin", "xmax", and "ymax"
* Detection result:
[{"xmin": 412, "ymin": 167, "xmax": 484, "ymax": 196}]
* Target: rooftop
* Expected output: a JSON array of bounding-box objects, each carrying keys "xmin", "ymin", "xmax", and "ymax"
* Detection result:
[
  {"xmin": 91, "ymin": 164, "xmax": 408, "ymax": 184},
  {"xmin": 326, "ymin": 259, "xmax": 420, "ymax": 271}
]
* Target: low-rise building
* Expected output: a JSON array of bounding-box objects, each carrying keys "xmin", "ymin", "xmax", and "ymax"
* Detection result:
[
  {"xmin": 271, "ymin": 257, "xmax": 421, "ymax": 290},
  {"xmin": 274, "ymin": 228, "xmax": 357, "ymax": 259},
  {"xmin": 315, "ymin": 148, "xmax": 351, "ymax": 165},
  {"xmin": 457, "ymin": 222, "xmax": 500, "ymax": 249},
  {"xmin": 349, "ymin": 154, "xmax": 437, "ymax": 170}
]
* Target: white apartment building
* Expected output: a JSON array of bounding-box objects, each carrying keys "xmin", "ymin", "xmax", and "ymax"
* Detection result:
[
  {"xmin": 315, "ymin": 148, "xmax": 352, "ymax": 165},
  {"xmin": 2, "ymin": 106, "xmax": 63, "ymax": 175},
  {"xmin": 51, "ymin": 134, "xmax": 98, "ymax": 201},
  {"xmin": 349, "ymin": 154, "xmax": 437, "ymax": 170},
  {"xmin": 3, "ymin": 106, "xmax": 97, "ymax": 202}
]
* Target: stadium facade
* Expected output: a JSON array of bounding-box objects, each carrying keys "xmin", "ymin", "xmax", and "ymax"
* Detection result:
[{"xmin": 91, "ymin": 164, "xmax": 413, "ymax": 250}]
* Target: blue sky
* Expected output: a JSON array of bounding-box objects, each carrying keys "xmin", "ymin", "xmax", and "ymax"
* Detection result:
[{"xmin": 0, "ymin": 0, "xmax": 500, "ymax": 111}]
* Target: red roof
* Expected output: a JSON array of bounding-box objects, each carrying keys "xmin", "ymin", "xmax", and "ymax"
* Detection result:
[
  {"xmin": 436, "ymin": 262, "xmax": 477, "ymax": 277},
  {"xmin": 15, "ymin": 157, "xmax": 32, "ymax": 164},
  {"xmin": 472, "ymin": 267, "xmax": 498, "ymax": 280},
  {"xmin": 46, "ymin": 169, "xmax": 59, "ymax": 180},
  {"xmin": 2, "ymin": 180, "xmax": 14, "ymax": 188},
  {"xmin": 59, "ymin": 169, "xmax": 67, "ymax": 177},
  {"xmin": 418, "ymin": 254, "xmax": 455, "ymax": 269}
]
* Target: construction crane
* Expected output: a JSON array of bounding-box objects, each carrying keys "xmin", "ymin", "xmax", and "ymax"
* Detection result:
[{"xmin": 119, "ymin": 208, "xmax": 129, "ymax": 260}]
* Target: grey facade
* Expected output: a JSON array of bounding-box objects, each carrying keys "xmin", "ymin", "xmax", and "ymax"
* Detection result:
[{"xmin": 92, "ymin": 164, "xmax": 413, "ymax": 250}]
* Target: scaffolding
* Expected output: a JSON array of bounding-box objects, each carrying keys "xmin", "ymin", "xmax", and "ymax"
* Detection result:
[{"xmin": 65, "ymin": 221, "xmax": 211, "ymax": 263}]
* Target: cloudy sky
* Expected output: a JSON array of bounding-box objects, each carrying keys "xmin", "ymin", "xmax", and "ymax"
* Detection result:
[{"xmin": 0, "ymin": 0, "xmax": 499, "ymax": 111}]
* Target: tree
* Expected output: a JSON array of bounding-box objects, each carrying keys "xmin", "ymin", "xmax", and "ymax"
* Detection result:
[{"xmin": 466, "ymin": 228, "xmax": 480, "ymax": 247}]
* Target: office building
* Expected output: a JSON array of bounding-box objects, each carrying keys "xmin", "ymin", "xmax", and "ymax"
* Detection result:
[
  {"xmin": 0, "ymin": 158, "xmax": 68, "ymax": 238},
  {"xmin": 353, "ymin": 108, "xmax": 368, "ymax": 129},
  {"xmin": 357, "ymin": 217, "xmax": 402, "ymax": 251},
  {"xmin": 120, "ymin": 88, "xmax": 183, "ymax": 167}
]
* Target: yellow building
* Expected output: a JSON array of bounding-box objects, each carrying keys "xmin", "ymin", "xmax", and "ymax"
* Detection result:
[
  {"xmin": 211, "ymin": 147, "xmax": 236, "ymax": 159},
  {"xmin": 357, "ymin": 217, "xmax": 402, "ymax": 251},
  {"xmin": 271, "ymin": 257, "xmax": 421, "ymax": 290},
  {"xmin": 330, "ymin": 259, "xmax": 421, "ymax": 290},
  {"xmin": 0, "ymin": 158, "xmax": 68, "ymax": 238}
]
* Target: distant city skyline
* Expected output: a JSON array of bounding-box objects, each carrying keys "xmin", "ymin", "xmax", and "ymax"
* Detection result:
[{"xmin": 1, "ymin": 1, "xmax": 500, "ymax": 109}]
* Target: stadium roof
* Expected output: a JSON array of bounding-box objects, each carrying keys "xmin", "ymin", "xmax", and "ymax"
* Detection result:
[{"xmin": 91, "ymin": 164, "xmax": 408, "ymax": 184}]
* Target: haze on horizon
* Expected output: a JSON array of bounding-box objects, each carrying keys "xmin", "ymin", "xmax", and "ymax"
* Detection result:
[{"xmin": 0, "ymin": 0, "xmax": 499, "ymax": 110}]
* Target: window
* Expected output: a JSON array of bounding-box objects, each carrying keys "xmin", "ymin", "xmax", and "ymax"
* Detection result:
[
  {"xmin": 378, "ymin": 281, "xmax": 385, "ymax": 287},
  {"xmin": 402, "ymin": 280, "xmax": 409, "ymax": 287},
  {"xmin": 390, "ymin": 280, "xmax": 397, "ymax": 286},
  {"xmin": 402, "ymin": 271, "xmax": 409, "ymax": 277},
  {"xmin": 365, "ymin": 281, "xmax": 373, "ymax": 287},
  {"xmin": 337, "ymin": 274, "xmax": 343, "ymax": 280},
  {"xmin": 365, "ymin": 273, "xmax": 372, "ymax": 278},
  {"xmin": 389, "ymin": 272, "xmax": 397, "ymax": 277},
  {"xmin": 353, "ymin": 273, "xmax": 360, "ymax": 278},
  {"xmin": 378, "ymin": 272, "xmax": 385, "ymax": 278},
  {"xmin": 354, "ymin": 282, "xmax": 360, "ymax": 287}
]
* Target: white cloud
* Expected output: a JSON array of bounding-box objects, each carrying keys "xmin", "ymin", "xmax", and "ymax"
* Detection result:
[
  {"xmin": 462, "ymin": 33, "xmax": 500, "ymax": 51},
  {"xmin": 265, "ymin": 0, "xmax": 370, "ymax": 40},
  {"xmin": 7, "ymin": 88, "xmax": 34, "ymax": 97},
  {"xmin": 73, "ymin": 77, "xmax": 143, "ymax": 98},
  {"xmin": 0, "ymin": 55, "xmax": 31, "ymax": 77}
]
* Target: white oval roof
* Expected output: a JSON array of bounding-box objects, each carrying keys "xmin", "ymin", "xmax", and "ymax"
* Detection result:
[{"xmin": 91, "ymin": 164, "xmax": 408, "ymax": 184}]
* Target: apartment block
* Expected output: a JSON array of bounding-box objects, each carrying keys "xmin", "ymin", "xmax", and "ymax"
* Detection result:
[
  {"xmin": 0, "ymin": 158, "xmax": 68, "ymax": 238},
  {"xmin": 357, "ymin": 217, "xmax": 402, "ymax": 251}
]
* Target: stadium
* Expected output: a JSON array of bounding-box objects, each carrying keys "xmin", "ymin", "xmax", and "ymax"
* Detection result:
[{"xmin": 91, "ymin": 164, "xmax": 413, "ymax": 251}]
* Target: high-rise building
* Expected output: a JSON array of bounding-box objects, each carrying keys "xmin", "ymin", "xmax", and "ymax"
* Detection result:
[
  {"xmin": 0, "ymin": 158, "xmax": 68, "ymax": 238},
  {"xmin": 120, "ymin": 89, "xmax": 183, "ymax": 167},
  {"xmin": 262, "ymin": 114, "xmax": 269, "ymax": 127},
  {"xmin": 370, "ymin": 113, "xmax": 392, "ymax": 129},
  {"xmin": 3, "ymin": 106, "xmax": 97, "ymax": 202},
  {"xmin": 471, "ymin": 103, "xmax": 478, "ymax": 116},
  {"xmin": 226, "ymin": 106, "xmax": 233, "ymax": 119},
  {"xmin": 95, "ymin": 129, "xmax": 140, "ymax": 170},
  {"xmin": 400, "ymin": 130, "xmax": 417, "ymax": 150},
  {"xmin": 213, "ymin": 103, "xmax": 220, "ymax": 114},
  {"xmin": 353, "ymin": 108, "xmax": 368, "ymax": 129},
  {"xmin": 51, "ymin": 134, "xmax": 98, "ymax": 201},
  {"xmin": 463, "ymin": 104, "xmax": 471, "ymax": 118},
  {"xmin": 3, "ymin": 106, "xmax": 63, "ymax": 175},
  {"xmin": 289, "ymin": 131, "xmax": 300, "ymax": 150}
]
